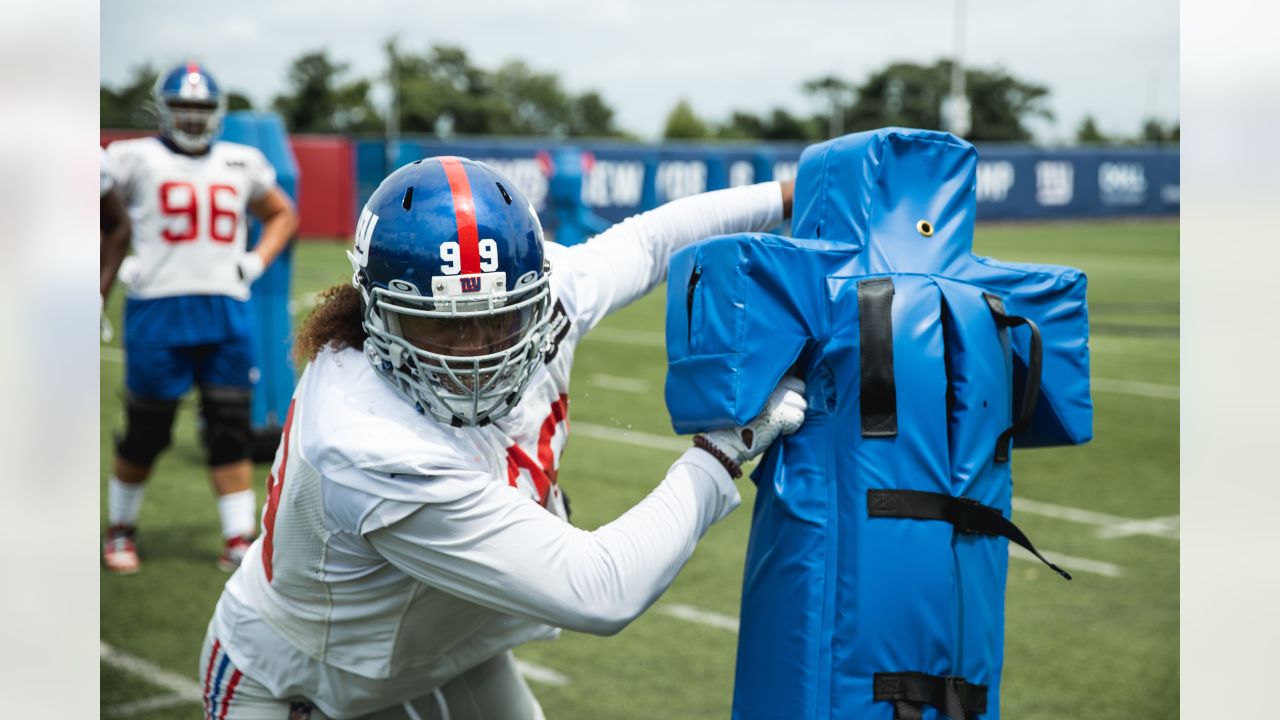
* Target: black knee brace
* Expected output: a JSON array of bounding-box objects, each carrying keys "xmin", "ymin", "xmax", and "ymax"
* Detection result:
[
  {"xmin": 116, "ymin": 394, "xmax": 179, "ymax": 466},
  {"xmin": 201, "ymin": 385, "xmax": 253, "ymax": 466}
]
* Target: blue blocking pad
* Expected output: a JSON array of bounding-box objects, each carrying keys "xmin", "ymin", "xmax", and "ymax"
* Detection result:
[{"xmin": 664, "ymin": 128, "xmax": 1092, "ymax": 719}]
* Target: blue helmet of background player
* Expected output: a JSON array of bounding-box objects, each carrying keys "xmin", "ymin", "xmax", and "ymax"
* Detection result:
[
  {"xmin": 349, "ymin": 156, "xmax": 553, "ymax": 426},
  {"xmin": 153, "ymin": 61, "xmax": 226, "ymax": 154}
]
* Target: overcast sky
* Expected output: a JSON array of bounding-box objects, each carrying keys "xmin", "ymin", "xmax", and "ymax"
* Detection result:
[{"xmin": 102, "ymin": 0, "xmax": 1178, "ymax": 143}]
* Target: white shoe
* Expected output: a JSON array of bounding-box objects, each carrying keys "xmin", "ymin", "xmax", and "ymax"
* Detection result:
[{"xmin": 103, "ymin": 525, "xmax": 140, "ymax": 574}]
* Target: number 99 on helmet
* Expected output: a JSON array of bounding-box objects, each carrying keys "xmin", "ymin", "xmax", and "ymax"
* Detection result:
[{"xmin": 349, "ymin": 157, "xmax": 553, "ymax": 427}]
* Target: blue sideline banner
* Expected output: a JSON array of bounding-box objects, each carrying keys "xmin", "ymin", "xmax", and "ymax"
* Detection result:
[{"xmin": 353, "ymin": 138, "xmax": 1178, "ymax": 226}]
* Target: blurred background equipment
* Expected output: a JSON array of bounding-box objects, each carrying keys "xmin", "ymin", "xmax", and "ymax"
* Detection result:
[
  {"xmin": 537, "ymin": 147, "xmax": 612, "ymax": 246},
  {"xmin": 217, "ymin": 112, "xmax": 300, "ymax": 461}
]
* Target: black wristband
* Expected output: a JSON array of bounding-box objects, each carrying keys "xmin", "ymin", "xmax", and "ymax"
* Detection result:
[{"xmin": 692, "ymin": 435, "xmax": 743, "ymax": 479}]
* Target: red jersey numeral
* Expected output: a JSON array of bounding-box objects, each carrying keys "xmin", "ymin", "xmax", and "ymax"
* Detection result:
[
  {"xmin": 159, "ymin": 181, "xmax": 199, "ymax": 242},
  {"xmin": 158, "ymin": 181, "xmax": 240, "ymax": 244},
  {"xmin": 209, "ymin": 184, "xmax": 239, "ymax": 243}
]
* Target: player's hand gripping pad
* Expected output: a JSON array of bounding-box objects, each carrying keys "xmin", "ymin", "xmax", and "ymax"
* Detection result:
[{"xmin": 664, "ymin": 128, "xmax": 1093, "ymax": 719}]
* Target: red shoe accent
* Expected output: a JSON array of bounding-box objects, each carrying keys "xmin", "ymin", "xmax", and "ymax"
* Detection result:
[{"xmin": 103, "ymin": 525, "xmax": 140, "ymax": 574}]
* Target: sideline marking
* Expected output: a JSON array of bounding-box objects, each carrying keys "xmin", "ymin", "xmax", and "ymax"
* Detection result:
[
  {"xmin": 574, "ymin": 422, "xmax": 689, "ymax": 452},
  {"xmin": 514, "ymin": 658, "xmax": 571, "ymax": 687},
  {"xmin": 102, "ymin": 641, "xmax": 570, "ymax": 717},
  {"xmin": 100, "ymin": 642, "xmax": 201, "ymax": 718},
  {"xmin": 1010, "ymin": 546, "xmax": 1122, "ymax": 578},
  {"xmin": 590, "ymin": 373, "xmax": 651, "ymax": 394},
  {"xmin": 1014, "ymin": 498, "xmax": 1179, "ymax": 540},
  {"xmin": 582, "ymin": 327, "xmax": 665, "ymax": 347},
  {"xmin": 105, "ymin": 694, "xmax": 194, "ymax": 718},
  {"xmin": 659, "ymin": 603, "xmax": 740, "ymax": 633},
  {"xmin": 1092, "ymin": 377, "xmax": 1179, "ymax": 400}
]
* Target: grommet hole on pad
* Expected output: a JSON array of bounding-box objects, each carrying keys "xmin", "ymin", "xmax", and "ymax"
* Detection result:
[{"xmin": 916, "ymin": 219, "xmax": 934, "ymax": 237}]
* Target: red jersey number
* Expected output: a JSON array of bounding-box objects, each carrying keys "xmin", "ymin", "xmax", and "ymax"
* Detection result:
[{"xmin": 158, "ymin": 181, "xmax": 240, "ymax": 244}]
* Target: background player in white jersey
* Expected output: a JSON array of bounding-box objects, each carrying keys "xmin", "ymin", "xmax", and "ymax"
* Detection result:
[
  {"xmin": 102, "ymin": 62, "xmax": 299, "ymax": 574},
  {"xmin": 198, "ymin": 157, "xmax": 806, "ymax": 718},
  {"xmin": 101, "ymin": 147, "xmax": 130, "ymax": 341}
]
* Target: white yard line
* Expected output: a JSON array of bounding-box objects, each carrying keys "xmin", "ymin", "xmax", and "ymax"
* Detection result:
[
  {"xmin": 659, "ymin": 603, "xmax": 741, "ymax": 633},
  {"xmin": 102, "ymin": 640, "xmax": 568, "ymax": 717},
  {"xmin": 574, "ymin": 422, "xmax": 689, "ymax": 452},
  {"xmin": 101, "ymin": 347, "xmax": 125, "ymax": 364},
  {"xmin": 1014, "ymin": 497, "xmax": 1179, "ymax": 540},
  {"xmin": 1092, "ymin": 377, "xmax": 1179, "ymax": 400},
  {"xmin": 1095, "ymin": 515, "xmax": 1181, "ymax": 540},
  {"xmin": 514, "ymin": 658, "xmax": 571, "ymax": 687},
  {"xmin": 104, "ymin": 693, "xmax": 195, "ymax": 718},
  {"xmin": 583, "ymin": 327, "xmax": 665, "ymax": 347},
  {"xmin": 1010, "ymin": 546, "xmax": 1122, "ymax": 578},
  {"xmin": 590, "ymin": 373, "xmax": 652, "ymax": 394},
  {"xmin": 100, "ymin": 642, "xmax": 202, "ymax": 717}
]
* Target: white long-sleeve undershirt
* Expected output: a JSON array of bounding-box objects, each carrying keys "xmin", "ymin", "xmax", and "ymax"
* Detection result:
[{"xmin": 368, "ymin": 448, "xmax": 738, "ymax": 636}]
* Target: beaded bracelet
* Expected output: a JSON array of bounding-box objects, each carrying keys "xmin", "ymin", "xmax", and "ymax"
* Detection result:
[{"xmin": 692, "ymin": 434, "xmax": 743, "ymax": 479}]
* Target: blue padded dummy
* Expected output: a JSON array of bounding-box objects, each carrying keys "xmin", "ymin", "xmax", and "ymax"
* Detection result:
[{"xmin": 665, "ymin": 128, "xmax": 1092, "ymax": 720}]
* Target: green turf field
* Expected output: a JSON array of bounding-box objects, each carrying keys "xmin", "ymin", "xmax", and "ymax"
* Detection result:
[{"xmin": 100, "ymin": 220, "xmax": 1178, "ymax": 719}]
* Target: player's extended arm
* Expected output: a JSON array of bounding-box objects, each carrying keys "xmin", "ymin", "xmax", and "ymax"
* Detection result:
[
  {"xmin": 563, "ymin": 180, "xmax": 794, "ymax": 320},
  {"xmin": 369, "ymin": 449, "xmax": 735, "ymax": 636},
  {"xmin": 100, "ymin": 187, "xmax": 131, "ymax": 301},
  {"xmin": 366, "ymin": 378, "xmax": 805, "ymax": 636},
  {"xmin": 241, "ymin": 187, "xmax": 299, "ymax": 283}
]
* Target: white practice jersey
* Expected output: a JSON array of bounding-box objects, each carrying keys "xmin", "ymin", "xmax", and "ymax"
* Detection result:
[
  {"xmin": 212, "ymin": 182, "xmax": 784, "ymax": 719},
  {"xmin": 105, "ymin": 137, "xmax": 276, "ymax": 300}
]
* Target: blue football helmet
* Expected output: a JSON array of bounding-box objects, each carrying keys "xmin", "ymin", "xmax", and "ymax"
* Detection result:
[
  {"xmin": 350, "ymin": 157, "xmax": 553, "ymax": 426},
  {"xmin": 154, "ymin": 61, "xmax": 226, "ymax": 153}
]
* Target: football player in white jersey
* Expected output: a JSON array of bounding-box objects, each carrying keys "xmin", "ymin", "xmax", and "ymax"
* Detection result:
[
  {"xmin": 101, "ymin": 147, "xmax": 130, "ymax": 341},
  {"xmin": 198, "ymin": 157, "xmax": 806, "ymax": 718},
  {"xmin": 102, "ymin": 62, "xmax": 299, "ymax": 574}
]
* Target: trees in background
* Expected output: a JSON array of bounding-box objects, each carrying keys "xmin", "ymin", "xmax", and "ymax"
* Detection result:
[
  {"xmin": 100, "ymin": 64, "xmax": 159, "ymax": 129},
  {"xmin": 272, "ymin": 50, "xmax": 381, "ymax": 133},
  {"xmin": 101, "ymin": 52, "xmax": 1174, "ymax": 146},
  {"xmin": 387, "ymin": 44, "xmax": 619, "ymax": 137},
  {"xmin": 679, "ymin": 60, "xmax": 1054, "ymax": 144},
  {"xmin": 1077, "ymin": 115, "xmax": 1180, "ymax": 146}
]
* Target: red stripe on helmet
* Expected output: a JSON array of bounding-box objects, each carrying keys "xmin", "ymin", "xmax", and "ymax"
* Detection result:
[
  {"xmin": 440, "ymin": 157, "xmax": 482, "ymax": 274},
  {"xmin": 186, "ymin": 61, "xmax": 200, "ymax": 74}
]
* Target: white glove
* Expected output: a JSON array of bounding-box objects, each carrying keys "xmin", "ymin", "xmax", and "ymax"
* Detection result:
[
  {"xmin": 237, "ymin": 253, "xmax": 266, "ymax": 284},
  {"xmin": 117, "ymin": 256, "xmax": 142, "ymax": 286},
  {"xmin": 99, "ymin": 295, "xmax": 113, "ymax": 343},
  {"xmin": 696, "ymin": 376, "xmax": 807, "ymax": 477}
]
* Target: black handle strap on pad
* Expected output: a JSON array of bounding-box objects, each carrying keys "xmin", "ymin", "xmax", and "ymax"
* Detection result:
[
  {"xmin": 874, "ymin": 672, "xmax": 988, "ymax": 720},
  {"xmin": 983, "ymin": 293, "xmax": 1043, "ymax": 463},
  {"xmin": 858, "ymin": 278, "xmax": 897, "ymax": 437},
  {"xmin": 868, "ymin": 489, "xmax": 1072, "ymax": 580}
]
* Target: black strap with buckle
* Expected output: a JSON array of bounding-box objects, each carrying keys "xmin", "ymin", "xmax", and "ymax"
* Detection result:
[
  {"xmin": 858, "ymin": 278, "xmax": 898, "ymax": 437},
  {"xmin": 983, "ymin": 293, "xmax": 1043, "ymax": 463},
  {"xmin": 874, "ymin": 671, "xmax": 988, "ymax": 720},
  {"xmin": 868, "ymin": 489, "xmax": 1071, "ymax": 580}
]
